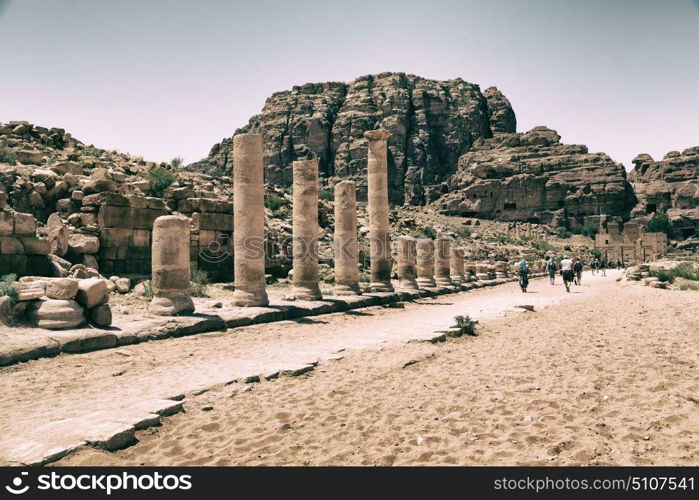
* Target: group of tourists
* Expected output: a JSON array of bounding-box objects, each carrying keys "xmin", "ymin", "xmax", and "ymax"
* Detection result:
[{"xmin": 516, "ymin": 254, "xmax": 616, "ymax": 293}]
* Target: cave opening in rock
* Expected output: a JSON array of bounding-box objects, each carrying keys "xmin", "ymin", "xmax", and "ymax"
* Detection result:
[{"xmin": 504, "ymin": 202, "xmax": 516, "ymax": 210}]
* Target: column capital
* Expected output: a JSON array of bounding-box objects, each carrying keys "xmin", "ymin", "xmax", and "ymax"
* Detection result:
[{"xmin": 364, "ymin": 129, "xmax": 391, "ymax": 142}]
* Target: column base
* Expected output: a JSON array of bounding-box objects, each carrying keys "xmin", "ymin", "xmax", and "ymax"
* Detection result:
[
  {"xmin": 287, "ymin": 285, "xmax": 322, "ymax": 301},
  {"xmin": 334, "ymin": 283, "xmax": 361, "ymax": 296},
  {"xmin": 398, "ymin": 279, "xmax": 419, "ymax": 290},
  {"xmin": 231, "ymin": 287, "xmax": 269, "ymax": 307},
  {"xmin": 149, "ymin": 296, "xmax": 195, "ymax": 316},
  {"xmin": 369, "ymin": 281, "xmax": 394, "ymax": 293},
  {"xmin": 416, "ymin": 278, "xmax": 437, "ymax": 288},
  {"xmin": 435, "ymin": 278, "xmax": 453, "ymax": 287}
]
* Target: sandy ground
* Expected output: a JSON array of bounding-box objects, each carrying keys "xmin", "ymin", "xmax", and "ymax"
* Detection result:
[{"xmin": 2, "ymin": 271, "xmax": 697, "ymax": 466}]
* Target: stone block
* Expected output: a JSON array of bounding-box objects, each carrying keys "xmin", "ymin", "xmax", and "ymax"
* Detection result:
[
  {"xmin": 13, "ymin": 212, "xmax": 37, "ymax": 236},
  {"xmin": 0, "ymin": 236, "xmax": 23, "ymax": 254},
  {"xmin": 45, "ymin": 278, "xmax": 79, "ymax": 299},
  {"xmin": 89, "ymin": 304, "xmax": 112, "ymax": 327},
  {"xmin": 68, "ymin": 233, "xmax": 100, "ymax": 254},
  {"xmin": 0, "ymin": 210, "xmax": 14, "ymax": 235},
  {"xmin": 20, "ymin": 238, "xmax": 51, "ymax": 255},
  {"xmin": 75, "ymin": 278, "xmax": 108, "ymax": 309}
]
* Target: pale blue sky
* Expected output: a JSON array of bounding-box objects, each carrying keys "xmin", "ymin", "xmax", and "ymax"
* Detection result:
[{"xmin": 1, "ymin": 0, "xmax": 698, "ymax": 169}]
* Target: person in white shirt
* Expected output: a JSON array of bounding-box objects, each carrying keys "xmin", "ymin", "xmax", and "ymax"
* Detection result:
[{"xmin": 560, "ymin": 256, "xmax": 574, "ymax": 293}]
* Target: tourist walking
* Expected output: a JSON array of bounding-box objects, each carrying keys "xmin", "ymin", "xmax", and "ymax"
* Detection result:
[
  {"xmin": 547, "ymin": 257, "xmax": 557, "ymax": 284},
  {"xmin": 589, "ymin": 258, "xmax": 597, "ymax": 276},
  {"xmin": 560, "ymin": 255, "xmax": 574, "ymax": 293},
  {"xmin": 574, "ymin": 258, "xmax": 583, "ymax": 285},
  {"xmin": 518, "ymin": 258, "xmax": 529, "ymax": 293},
  {"xmin": 599, "ymin": 259, "xmax": 607, "ymax": 277}
]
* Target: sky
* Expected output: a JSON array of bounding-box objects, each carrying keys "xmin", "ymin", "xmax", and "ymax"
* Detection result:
[{"xmin": 1, "ymin": 0, "xmax": 698, "ymax": 170}]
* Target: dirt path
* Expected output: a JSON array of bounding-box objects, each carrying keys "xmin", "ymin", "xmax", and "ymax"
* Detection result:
[{"xmin": 3, "ymin": 271, "xmax": 697, "ymax": 465}]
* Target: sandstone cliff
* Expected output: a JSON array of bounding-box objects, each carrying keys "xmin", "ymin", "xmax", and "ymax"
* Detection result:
[
  {"xmin": 629, "ymin": 147, "xmax": 699, "ymax": 237},
  {"xmin": 188, "ymin": 72, "xmax": 516, "ymax": 204},
  {"xmin": 430, "ymin": 127, "xmax": 637, "ymax": 228}
]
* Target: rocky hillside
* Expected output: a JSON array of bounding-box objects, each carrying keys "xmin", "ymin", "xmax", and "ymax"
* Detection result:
[
  {"xmin": 188, "ymin": 72, "xmax": 516, "ymax": 205},
  {"xmin": 629, "ymin": 148, "xmax": 699, "ymax": 238},
  {"xmin": 189, "ymin": 72, "xmax": 653, "ymax": 230},
  {"xmin": 431, "ymin": 127, "xmax": 637, "ymax": 228}
]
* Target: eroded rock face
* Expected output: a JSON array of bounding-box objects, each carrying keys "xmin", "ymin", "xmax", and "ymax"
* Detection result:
[
  {"xmin": 190, "ymin": 72, "xmax": 514, "ymax": 204},
  {"xmin": 629, "ymin": 147, "xmax": 698, "ymax": 238},
  {"xmin": 432, "ymin": 127, "xmax": 637, "ymax": 227}
]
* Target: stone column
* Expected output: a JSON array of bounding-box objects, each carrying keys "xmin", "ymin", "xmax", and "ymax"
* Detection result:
[
  {"xmin": 364, "ymin": 129, "xmax": 394, "ymax": 292},
  {"xmin": 149, "ymin": 214, "xmax": 195, "ymax": 316},
  {"xmin": 396, "ymin": 236, "xmax": 418, "ymax": 290},
  {"xmin": 334, "ymin": 180, "xmax": 361, "ymax": 295},
  {"xmin": 231, "ymin": 133, "xmax": 269, "ymax": 307},
  {"xmin": 289, "ymin": 159, "xmax": 322, "ymax": 300},
  {"xmin": 450, "ymin": 247, "xmax": 465, "ymax": 285},
  {"xmin": 415, "ymin": 238, "xmax": 436, "ymax": 288},
  {"xmin": 434, "ymin": 236, "xmax": 453, "ymax": 287}
]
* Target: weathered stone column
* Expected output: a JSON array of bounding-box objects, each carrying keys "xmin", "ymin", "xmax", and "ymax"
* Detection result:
[
  {"xmin": 231, "ymin": 133, "xmax": 269, "ymax": 307},
  {"xmin": 396, "ymin": 236, "xmax": 418, "ymax": 290},
  {"xmin": 434, "ymin": 236, "xmax": 453, "ymax": 287},
  {"xmin": 364, "ymin": 129, "xmax": 394, "ymax": 292},
  {"xmin": 149, "ymin": 214, "xmax": 195, "ymax": 316},
  {"xmin": 415, "ymin": 238, "xmax": 436, "ymax": 288},
  {"xmin": 289, "ymin": 159, "xmax": 322, "ymax": 300},
  {"xmin": 450, "ymin": 247, "xmax": 465, "ymax": 285},
  {"xmin": 334, "ymin": 180, "xmax": 361, "ymax": 295}
]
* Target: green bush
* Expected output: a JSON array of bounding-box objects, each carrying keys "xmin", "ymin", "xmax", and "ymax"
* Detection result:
[
  {"xmin": 143, "ymin": 166, "xmax": 176, "ymax": 196},
  {"xmin": 83, "ymin": 150, "xmax": 103, "ymax": 158},
  {"xmin": 0, "ymin": 147, "xmax": 17, "ymax": 164},
  {"xmin": 454, "ymin": 227, "xmax": 472, "ymax": 238},
  {"xmin": 532, "ymin": 240, "xmax": 553, "ymax": 252},
  {"xmin": 319, "ymin": 189, "xmax": 334, "ymax": 202},
  {"xmin": 189, "ymin": 269, "xmax": 210, "ymax": 297},
  {"xmin": 572, "ymin": 223, "xmax": 599, "ymax": 238},
  {"xmin": 590, "ymin": 248, "xmax": 602, "ymax": 260},
  {"xmin": 495, "ymin": 232, "xmax": 514, "ymax": 244},
  {"xmin": 358, "ymin": 271, "xmax": 371, "ymax": 283},
  {"xmin": 452, "ymin": 314, "xmax": 478, "ymax": 336},
  {"xmin": 556, "ymin": 228, "xmax": 572, "ymax": 239},
  {"xmin": 170, "ymin": 157, "xmax": 184, "ymax": 169},
  {"xmin": 650, "ymin": 262, "xmax": 699, "ymax": 283},
  {"xmin": 646, "ymin": 212, "xmax": 675, "ymax": 238},
  {"xmin": 415, "ymin": 225, "xmax": 437, "ymax": 239},
  {"xmin": 0, "ymin": 274, "xmax": 18, "ymax": 304},
  {"xmin": 265, "ymin": 193, "xmax": 285, "ymax": 212},
  {"xmin": 142, "ymin": 280, "xmax": 153, "ymax": 299}
]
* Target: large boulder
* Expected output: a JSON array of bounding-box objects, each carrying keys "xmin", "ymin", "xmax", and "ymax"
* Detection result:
[
  {"xmin": 47, "ymin": 224, "xmax": 69, "ymax": 256},
  {"xmin": 68, "ymin": 233, "xmax": 100, "ymax": 254},
  {"xmin": 75, "ymin": 278, "xmax": 108, "ymax": 309},
  {"xmin": 82, "ymin": 168, "xmax": 115, "ymax": 195},
  {"xmin": 88, "ymin": 303, "xmax": 112, "ymax": 327},
  {"xmin": 27, "ymin": 298, "xmax": 85, "ymax": 329}
]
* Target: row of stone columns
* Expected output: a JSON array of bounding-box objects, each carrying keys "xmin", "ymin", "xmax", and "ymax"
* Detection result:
[
  {"xmin": 147, "ymin": 129, "xmax": 507, "ymax": 315},
  {"xmin": 148, "ymin": 129, "xmax": 395, "ymax": 311}
]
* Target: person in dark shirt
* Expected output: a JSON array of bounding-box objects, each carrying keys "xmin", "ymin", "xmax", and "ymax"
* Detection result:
[{"xmin": 574, "ymin": 259, "xmax": 583, "ymax": 285}]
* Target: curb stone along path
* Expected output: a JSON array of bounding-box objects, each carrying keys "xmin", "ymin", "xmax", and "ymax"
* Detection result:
[{"xmin": 1, "ymin": 276, "xmax": 536, "ymax": 367}]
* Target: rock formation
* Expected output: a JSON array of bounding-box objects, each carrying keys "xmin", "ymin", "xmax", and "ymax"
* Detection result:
[
  {"xmin": 433, "ymin": 127, "xmax": 637, "ymax": 228},
  {"xmin": 629, "ymin": 147, "xmax": 698, "ymax": 238},
  {"xmin": 190, "ymin": 72, "xmax": 515, "ymax": 204}
]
